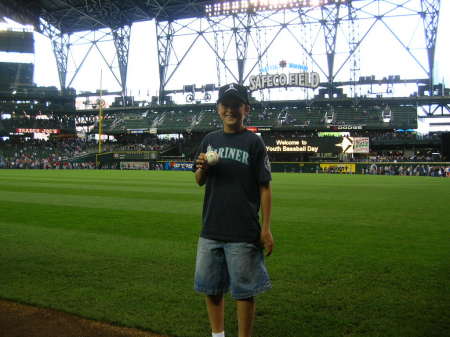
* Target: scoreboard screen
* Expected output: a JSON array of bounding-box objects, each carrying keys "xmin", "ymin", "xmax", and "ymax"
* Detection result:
[{"xmin": 265, "ymin": 137, "xmax": 369, "ymax": 154}]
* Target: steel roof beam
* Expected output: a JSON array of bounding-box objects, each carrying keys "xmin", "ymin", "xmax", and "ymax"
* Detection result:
[
  {"xmin": 420, "ymin": 0, "xmax": 440, "ymax": 90},
  {"xmin": 112, "ymin": 25, "xmax": 132, "ymax": 96}
]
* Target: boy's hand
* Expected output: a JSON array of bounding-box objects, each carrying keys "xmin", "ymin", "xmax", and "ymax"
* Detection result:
[
  {"xmin": 195, "ymin": 153, "xmax": 208, "ymax": 170},
  {"xmin": 260, "ymin": 230, "xmax": 274, "ymax": 256}
]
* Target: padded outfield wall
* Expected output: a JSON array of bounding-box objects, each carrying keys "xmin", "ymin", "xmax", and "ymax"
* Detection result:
[{"xmin": 64, "ymin": 152, "xmax": 450, "ymax": 175}]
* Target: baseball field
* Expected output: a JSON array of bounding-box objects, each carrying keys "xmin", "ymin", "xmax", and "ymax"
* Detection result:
[{"xmin": 0, "ymin": 169, "xmax": 449, "ymax": 337}]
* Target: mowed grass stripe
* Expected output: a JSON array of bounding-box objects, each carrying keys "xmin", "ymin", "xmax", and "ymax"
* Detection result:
[
  {"xmin": 0, "ymin": 170, "xmax": 194, "ymax": 185},
  {"xmin": 0, "ymin": 175, "xmax": 195, "ymax": 188},
  {"xmin": 0, "ymin": 201, "xmax": 201, "ymax": 240},
  {"xmin": 0, "ymin": 182, "xmax": 202, "ymax": 201},
  {"xmin": 0, "ymin": 190, "xmax": 201, "ymax": 214},
  {"xmin": 271, "ymin": 194, "xmax": 448, "ymax": 224},
  {"xmin": 0, "ymin": 180, "xmax": 201, "ymax": 195},
  {"xmin": 272, "ymin": 172, "xmax": 449, "ymax": 185},
  {"xmin": 0, "ymin": 220, "xmax": 197, "ymax": 263},
  {"xmin": 271, "ymin": 174, "xmax": 450, "ymax": 225}
]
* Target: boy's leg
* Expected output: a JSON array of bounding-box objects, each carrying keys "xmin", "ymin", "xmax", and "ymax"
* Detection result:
[
  {"xmin": 236, "ymin": 297, "xmax": 255, "ymax": 337},
  {"xmin": 222, "ymin": 241, "xmax": 270, "ymax": 337},
  {"xmin": 195, "ymin": 238, "xmax": 230, "ymax": 335},
  {"xmin": 206, "ymin": 294, "xmax": 225, "ymax": 333}
]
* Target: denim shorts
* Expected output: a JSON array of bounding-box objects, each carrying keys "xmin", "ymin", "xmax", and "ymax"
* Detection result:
[{"xmin": 194, "ymin": 237, "xmax": 271, "ymax": 300}]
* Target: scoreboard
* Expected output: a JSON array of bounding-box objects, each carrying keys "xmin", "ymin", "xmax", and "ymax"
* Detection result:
[{"xmin": 265, "ymin": 137, "xmax": 369, "ymax": 154}]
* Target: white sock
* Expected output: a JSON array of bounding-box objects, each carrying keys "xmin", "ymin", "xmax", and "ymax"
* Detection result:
[{"xmin": 212, "ymin": 331, "xmax": 225, "ymax": 337}]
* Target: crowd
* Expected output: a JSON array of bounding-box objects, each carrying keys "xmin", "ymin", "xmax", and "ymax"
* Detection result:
[
  {"xmin": 107, "ymin": 134, "xmax": 181, "ymax": 152},
  {"xmin": 364, "ymin": 163, "xmax": 450, "ymax": 177},
  {"xmin": 0, "ymin": 136, "xmax": 184, "ymax": 169},
  {"xmin": 0, "ymin": 138, "xmax": 95, "ymax": 169},
  {"xmin": 0, "ymin": 115, "xmax": 76, "ymax": 131},
  {"xmin": 370, "ymin": 132, "xmax": 441, "ymax": 142},
  {"xmin": 367, "ymin": 150, "xmax": 441, "ymax": 162}
]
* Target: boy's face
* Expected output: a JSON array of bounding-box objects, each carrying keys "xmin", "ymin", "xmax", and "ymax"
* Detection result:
[{"xmin": 217, "ymin": 97, "xmax": 250, "ymax": 132}]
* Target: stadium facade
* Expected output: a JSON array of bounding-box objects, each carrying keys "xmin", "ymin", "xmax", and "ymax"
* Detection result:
[{"xmin": 0, "ymin": 0, "xmax": 449, "ymax": 174}]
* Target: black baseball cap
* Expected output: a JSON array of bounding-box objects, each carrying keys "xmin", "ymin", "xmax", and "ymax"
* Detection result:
[{"xmin": 217, "ymin": 83, "xmax": 250, "ymax": 105}]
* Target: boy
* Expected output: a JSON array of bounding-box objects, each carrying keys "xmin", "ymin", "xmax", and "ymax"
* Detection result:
[{"xmin": 193, "ymin": 83, "xmax": 274, "ymax": 337}]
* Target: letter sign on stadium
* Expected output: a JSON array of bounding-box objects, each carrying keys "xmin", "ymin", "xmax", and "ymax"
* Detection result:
[
  {"xmin": 249, "ymin": 72, "xmax": 320, "ymax": 91},
  {"xmin": 16, "ymin": 128, "xmax": 60, "ymax": 134}
]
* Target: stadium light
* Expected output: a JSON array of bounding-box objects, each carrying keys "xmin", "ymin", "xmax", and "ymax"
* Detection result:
[{"xmin": 205, "ymin": 0, "xmax": 348, "ymax": 17}]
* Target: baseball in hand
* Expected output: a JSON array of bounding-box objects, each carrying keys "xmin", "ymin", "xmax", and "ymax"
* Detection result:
[{"xmin": 205, "ymin": 151, "xmax": 220, "ymax": 166}]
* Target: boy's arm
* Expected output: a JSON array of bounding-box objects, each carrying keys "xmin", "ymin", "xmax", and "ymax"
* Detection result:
[
  {"xmin": 195, "ymin": 167, "xmax": 208, "ymax": 186},
  {"xmin": 195, "ymin": 153, "xmax": 208, "ymax": 186},
  {"xmin": 259, "ymin": 182, "xmax": 273, "ymax": 256}
]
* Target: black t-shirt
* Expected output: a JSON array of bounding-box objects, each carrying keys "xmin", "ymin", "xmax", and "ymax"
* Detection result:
[{"xmin": 193, "ymin": 129, "xmax": 272, "ymax": 243}]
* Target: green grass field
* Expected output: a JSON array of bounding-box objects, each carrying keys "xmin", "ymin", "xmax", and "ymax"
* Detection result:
[{"xmin": 0, "ymin": 170, "xmax": 449, "ymax": 337}]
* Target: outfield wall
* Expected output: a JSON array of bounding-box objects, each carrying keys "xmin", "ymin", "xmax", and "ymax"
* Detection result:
[
  {"xmin": 63, "ymin": 152, "xmax": 450, "ymax": 175},
  {"xmin": 271, "ymin": 162, "xmax": 450, "ymax": 175}
]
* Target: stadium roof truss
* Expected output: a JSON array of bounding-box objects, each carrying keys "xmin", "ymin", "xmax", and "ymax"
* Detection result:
[
  {"xmin": 154, "ymin": 0, "xmax": 441, "ymax": 95},
  {"xmin": 0, "ymin": 0, "xmax": 447, "ymax": 117},
  {"xmin": 418, "ymin": 99, "xmax": 450, "ymax": 118}
]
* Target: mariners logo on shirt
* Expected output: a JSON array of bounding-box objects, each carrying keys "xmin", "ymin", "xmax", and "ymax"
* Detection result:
[{"xmin": 207, "ymin": 144, "xmax": 249, "ymax": 165}]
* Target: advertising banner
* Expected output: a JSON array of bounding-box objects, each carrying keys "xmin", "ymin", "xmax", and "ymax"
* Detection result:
[
  {"xmin": 353, "ymin": 137, "xmax": 370, "ymax": 153},
  {"xmin": 164, "ymin": 161, "xmax": 194, "ymax": 171},
  {"xmin": 16, "ymin": 128, "xmax": 60, "ymax": 134},
  {"xmin": 127, "ymin": 129, "xmax": 146, "ymax": 134},
  {"xmin": 246, "ymin": 126, "xmax": 258, "ymax": 133},
  {"xmin": 320, "ymin": 163, "xmax": 356, "ymax": 174},
  {"xmin": 336, "ymin": 136, "xmax": 370, "ymax": 154},
  {"xmin": 120, "ymin": 161, "xmax": 149, "ymax": 170}
]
